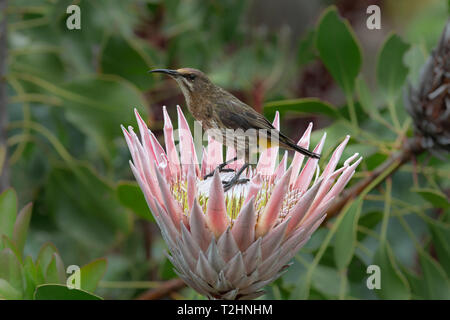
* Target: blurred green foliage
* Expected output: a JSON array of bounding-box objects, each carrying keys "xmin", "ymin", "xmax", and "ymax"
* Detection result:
[
  {"xmin": 2, "ymin": 0, "xmax": 449, "ymax": 300},
  {"xmin": 0, "ymin": 187, "xmax": 105, "ymax": 299}
]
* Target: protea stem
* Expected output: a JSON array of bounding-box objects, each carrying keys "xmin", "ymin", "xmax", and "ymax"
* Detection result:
[{"xmin": 136, "ymin": 278, "xmax": 186, "ymax": 300}]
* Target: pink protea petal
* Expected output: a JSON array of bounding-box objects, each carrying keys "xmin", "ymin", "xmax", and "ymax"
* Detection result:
[
  {"xmin": 280, "ymin": 227, "xmax": 307, "ymax": 256},
  {"xmin": 256, "ymin": 112, "xmax": 280, "ymax": 176},
  {"xmin": 163, "ymin": 106, "xmax": 181, "ymax": 180},
  {"xmin": 302, "ymin": 195, "xmax": 335, "ymax": 225},
  {"xmin": 176, "ymin": 236, "xmax": 197, "ymax": 272},
  {"xmin": 225, "ymin": 146, "xmax": 241, "ymax": 170},
  {"xmin": 128, "ymin": 126, "xmax": 155, "ymax": 177},
  {"xmin": 273, "ymin": 151, "xmax": 287, "ymax": 182},
  {"xmin": 153, "ymin": 197, "xmax": 179, "ymax": 247},
  {"xmin": 224, "ymin": 252, "xmax": 246, "ymax": 286},
  {"xmin": 321, "ymin": 135, "xmax": 350, "ymax": 180},
  {"xmin": 196, "ymin": 251, "xmax": 218, "ymax": 284},
  {"xmin": 289, "ymin": 123, "xmax": 312, "ymax": 186},
  {"xmin": 150, "ymin": 131, "xmax": 171, "ymax": 178},
  {"xmin": 294, "ymin": 132, "xmax": 326, "ymax": 192},
  {"xmin": 205, "ymin": 170, "xmax": 229, "ymax": 237},
  {"xmin": 243, "ymin": 238, "xmax": 262, "ymax": 274},
  {"xmin": 121, "ymin": 125, "xmax": 135, "ymax": 156},
  {"xmin": 200, "ymin": 147, "xmax": 208, "ymax": 178},
  {"xmin": 206, "ymin": 136, "xmax": 223, "ymax": 172},
  {"xmin": 129, "ymin": 160, "xmax": 157, "ymax": 216},
  {"xmin": 180, "ymin": 223, "xmax": 201, "ymax": 259},
  {"xmin": 123, "ymin": 125, "xmax": 157, "ymax": 197},
  {"xmin": 177, "ymin": 105, "xmax": 199, "ymax": 177},
  {"xmin": 285, "ymin": 177, "xmax": 323, "ymax": 235},
  {"xmin": 243, "ymin": 173, "xmax": 262, "ymax": 206},
  {"xmin": 322, "ymin": 156, "xmax": 362, "ymax": 204},
  {"xmin": 231, "ymin": 197, "xmax": 256, "ymax": 251},
  {"xmin": 189, "ymin": 199, "xmax": 212, "ymax": 252},
  {"xmin": 309, "ymin": 166, "xmax": 347, "ymax": 214},
  {"xmin": 258, "ymin": 249, "xmax": 282, "ymax": 277},
  {"xmin": 130, "ymin": 151, "xmax": 163, "ymax": 209},
  {"xmin": 217, "ymin": 228, "xmax": 240, "ymax": 262},
  {"xmin": 255, "ymin": 167, "xmax": 292, "ymax": 238},
  {"xmin": 155, "ymin": 164, "xmax": 183, "ymax": 229},
  {"xmin": 126, "ymin": 126, "xmax": 164, "ymax": 205},
  {"xmin": 126, "ymin": 126, "xmax": 147, "ymax": 172},
  {"xmin": 134, "ymin": 109, "xmax": 157, "ymax": 164},
  {"xmin": 344, "ymin": 152, "xmax": 360, "ymax": 166},
  {"xmin": 261, "ymin": 217, "xmax": 290, "ymax": 259},
  {"xmin": 206, "ymin": 238, "xmax": 226, "ymax": 271},
  {"xmin": 187, "ymin": 164, "xmax": 197, "ymax": 211},
  {"xmin": 302, "ymin": 210, "xmax": 328, "ymax": 236}
]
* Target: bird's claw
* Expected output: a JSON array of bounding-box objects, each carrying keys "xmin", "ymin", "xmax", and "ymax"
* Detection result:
[
  {"xmin": 222, "ymin": 178, "xmax": 250, "ymax": 192},
  {"xmin": 203, "ymin": 167, "xmax": 234, "ymax": 180}
]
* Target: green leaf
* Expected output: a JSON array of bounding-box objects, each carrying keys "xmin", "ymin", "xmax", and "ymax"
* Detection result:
[
  {"xmin": 45, "ymin": 253, "xmax": 66, "ymax": 284},
  {"xmin": 311, "ymin": 264, "xmax": 346, "ymax": 298},
  {"xmin": 334, "ymin": 198, "xmax": 363, "ymax": 270},
  {"xmin": 404, "ymin": 44, "xmax": 427, "ymax": 87},
  {"xmin": 36, "ymin": 242, "xmax": 58, "ymax": 273},
  {"xmin": 0, "ymin": 248, "xmax": 23, "ymax": 295},
  {"xmin": 12, "ymin": 203, "xmax": 33, "ymax": 255},
  {"xmin": 100, "ymin": 35, "xmax": 157, "ymax": 90},
  {"xmin": 0, "ymin": 279, "xmax": 22, "ymax": 300},
  {"xmin": 34, "ymin": 284, "xmax": 102, "ymax": 300},
  {"xmin": 23, "ymin": 256, "xmax": 40, "ymax": 300},
  {"xmin": 116, "ymin": 181, "xmax": 154, "ymax": 222},
  {"xmin": 0, "ymin": 189, "xmax": 18, "ymax": 239},
  {"xmin": 403, "ymin": 267, "xmax": 425, "ymax": 299},
  {"xmin": 428, "ymin": 223, "xmax": 450, "ymax": 277},
  {"xmin": 418, "ymin": 250, "xmax": 450, "ymax": 299},
  {"xmin": 61, "ymin": 75, "xmax": 148, "ymax": 155},
  {"xmin": 356, "ymin": 77, "xmax": 376, "ymax": 115},
  {"xmin": 45, "ymin": 164, "xmax": 132, "ymax": 250},
  {"xmin": 80, "ymin": 258, "xmax": 107, "ymax": 293},
  {"xmin": 365, "ymin": 153, "xmax": 388, "ymax": 171},
  {"xmin": 357, "ymin": 211, "xmax": 383, "ymax": 241},
  {"xmin": 297, "ymin": 30, "xmax": 316, "ymax": 66},
  {"xmin": 376, "ymin": 34, "xmax": 410, "ymax": 100},
  {"xmin": 0, "ymin": 235, "xmax": 21, "ymax": 263},
  {"xmin": 411, "ymin": 188, "xmax": 449, "ymax": 209},
  {"xmin": 18, "ymin": 74, "xmax": 148, "ymax": 157},
  {"xmin": 315, "ymin": 6, "xmax": 362, "ymax": 94},
  {"xmin": 11, "ymin": 52, "xmax": 65, "ymax": 84},
  {"xmin": 264, "ymin": 98, "xmax": 340, "ymax": 120},
  {"xmin": 373, "ymin": 242, "xmax": 410, "ymax": 299}
]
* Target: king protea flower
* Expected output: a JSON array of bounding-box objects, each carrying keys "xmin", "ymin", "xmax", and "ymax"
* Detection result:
[{"xmin": 122, "ymin": 107, "xmax": 361, "ymax": 300}]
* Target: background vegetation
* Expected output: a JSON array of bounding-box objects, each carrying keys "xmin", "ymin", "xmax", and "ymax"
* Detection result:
[{"xmin": 0, "ymin": 0, "xmax": 448, "ymax": 299}]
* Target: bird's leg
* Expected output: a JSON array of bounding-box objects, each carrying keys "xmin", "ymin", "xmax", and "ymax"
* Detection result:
[
  {"xmin": 222, "ymin": 163, "xmax": 250, "ymax": 192},
  {"xmin": 203, "ymin": 156, "xmax": 238, "ymax": 179}
]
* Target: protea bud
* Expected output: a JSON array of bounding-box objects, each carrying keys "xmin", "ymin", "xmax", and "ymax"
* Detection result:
[
  {"xmin": 122, "ymin": 107, "xmax": 361, "ymax": 300},
  {"xmin": 405, "ymin": 21, "xmax": 450, "ymax": 154}
]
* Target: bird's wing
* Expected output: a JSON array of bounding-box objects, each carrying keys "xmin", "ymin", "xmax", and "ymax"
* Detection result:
[
  {"xmin": 214, "ymin": 97, "xmax": 320, "ymax": 159},
  {"xmin": 216, "ymin": 99, "xmax": 304, "ymax": 149},
  {"xmin": 216, "ymin": 99, "xmax": 275, "ymax": 131}
]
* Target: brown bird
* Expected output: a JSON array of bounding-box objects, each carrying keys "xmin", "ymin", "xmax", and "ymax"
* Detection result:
[{"xmin": 150, "ymin": 68, "xmax": 320, "ymax": 190}]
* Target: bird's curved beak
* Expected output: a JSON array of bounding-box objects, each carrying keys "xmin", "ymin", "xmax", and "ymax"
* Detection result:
[{"xmin": 148, "ymin": 69, "xmax": 180, "ymax": 77}]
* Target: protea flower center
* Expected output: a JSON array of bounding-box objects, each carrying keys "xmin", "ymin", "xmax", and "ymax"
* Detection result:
[{"xmin": 122, "ymin": 106, "xmax": 361, "ymax": 300}]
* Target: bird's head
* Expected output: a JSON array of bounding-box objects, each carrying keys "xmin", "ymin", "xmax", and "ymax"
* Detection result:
[{"xmin": 149, "ymin": 68, "xmax": 215, "ymax": 103}]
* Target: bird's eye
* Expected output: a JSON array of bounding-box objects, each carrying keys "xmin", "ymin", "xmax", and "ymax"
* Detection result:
[{"xmin": 186, "ymin": 74, "xmax": 196, "ymax": 81}]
